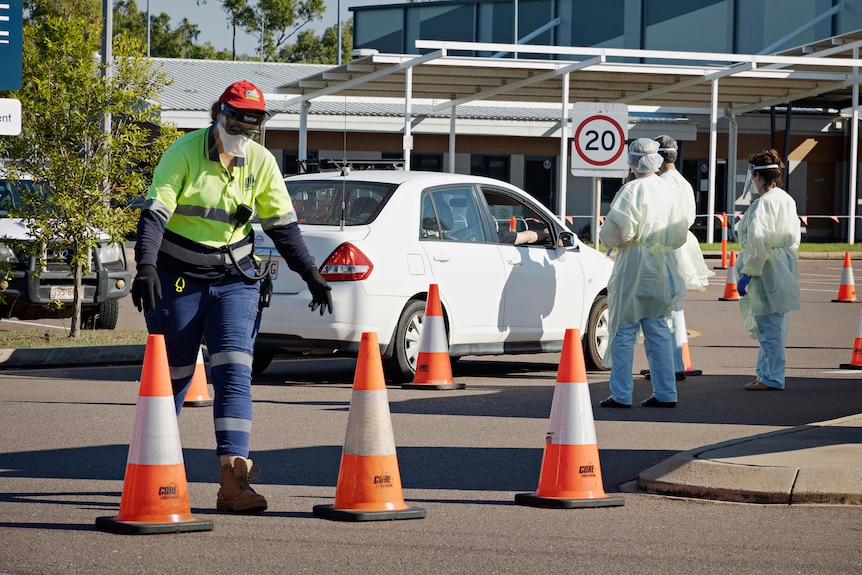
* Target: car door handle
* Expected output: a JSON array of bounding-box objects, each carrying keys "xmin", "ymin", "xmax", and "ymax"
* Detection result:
[
  {"xmin": 433, "ymin": 254, "xmax": 450, "ymax": 262},
  {"xmin": 507, "ymin": 258, "xmax": 522, "ymax": 266}
]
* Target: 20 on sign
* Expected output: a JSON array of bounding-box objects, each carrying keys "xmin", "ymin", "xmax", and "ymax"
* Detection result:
[{"xmin": 573, "ymin": 115, "xmax": 626, "ymax": 167}]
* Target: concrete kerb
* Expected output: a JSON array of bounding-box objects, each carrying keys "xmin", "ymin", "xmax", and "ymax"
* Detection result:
[
  {"xmin": 0, "ymin": 344, "xmax": 146, "ymax": 368},
  {"xmin": 637, "ymin": 414, "xmax": 862, "ymax": 505}
]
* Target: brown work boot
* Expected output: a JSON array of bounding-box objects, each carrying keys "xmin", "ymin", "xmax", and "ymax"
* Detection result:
[{"xmin": 216, "ymin": 457, "xmax": 268, "ymax": 514}]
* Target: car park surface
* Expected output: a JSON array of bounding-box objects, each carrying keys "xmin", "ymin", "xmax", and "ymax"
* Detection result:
[
  {"xmin": 253, "ymin": 170, "xmax": 613, "ymax": 381},
  {"xmin": 2, "ymin": 258, "xmax": 862, "ymax": 574}
]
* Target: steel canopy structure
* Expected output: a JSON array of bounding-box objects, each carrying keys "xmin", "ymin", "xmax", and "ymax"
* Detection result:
[{"xmin": 276, "ymin": 34, "xmax": 862, "ymax": 242}]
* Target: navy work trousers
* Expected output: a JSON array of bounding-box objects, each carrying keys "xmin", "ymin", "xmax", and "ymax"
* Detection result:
[{"xmin": 144, "ymin": 268, "xmax": 261, "ymax": 458}]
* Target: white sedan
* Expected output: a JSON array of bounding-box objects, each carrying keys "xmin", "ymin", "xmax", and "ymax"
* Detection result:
[{"xmin": 252, "ymin": 170, "xmax": 612, "ymax": 382}]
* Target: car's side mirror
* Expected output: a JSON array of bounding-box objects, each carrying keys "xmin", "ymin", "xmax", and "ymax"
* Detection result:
[{"xmin": 559, "ymin": 231, "xmax": 575, "ymax": 247}]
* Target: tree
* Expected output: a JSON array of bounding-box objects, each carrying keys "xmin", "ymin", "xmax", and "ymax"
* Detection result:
[
  {"xmin": 282, "ymin": 20, "xmax": 352, "ymax": 64},
  {"xmin": 114, "ymin": 0, "xmax": 233, "ymax": 60},
  {"xmin": 213, "ymin": 0, "xmax": 326, "ymax": 62},
  {"xmin": 0, "ymin": 14, "xmax": 180, "ymax": 337}
]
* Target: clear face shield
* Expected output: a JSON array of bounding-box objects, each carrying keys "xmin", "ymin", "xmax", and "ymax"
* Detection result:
[{"xmin": 741, "ymin": 163, "xmax": 779, "ymax": 200}]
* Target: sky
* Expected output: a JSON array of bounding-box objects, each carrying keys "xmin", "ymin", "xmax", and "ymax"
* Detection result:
[{"xmin": 144, "ymin": 0, "xmax": 399, "ymax": 56}]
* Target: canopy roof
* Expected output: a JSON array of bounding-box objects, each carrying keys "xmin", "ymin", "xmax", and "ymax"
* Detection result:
[{"xmin": 276, "ymin": 31, "xmax": 862, "ymax": 116}]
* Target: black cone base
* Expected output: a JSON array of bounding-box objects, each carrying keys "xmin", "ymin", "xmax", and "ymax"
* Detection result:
[
  {"xmin": 401, "ymin": 382, "xmax": 466, "ymax": 390},
  {"xmin": 95, "ymin": 515, "xmax": 214, "ymax": 535},
  {"xmin": 313, "ymin": 503, "xmax": 426, "ymax": 522},
  {"xmin": 514, "ymin": 493, "xmax": 625, "ymax": 509}
]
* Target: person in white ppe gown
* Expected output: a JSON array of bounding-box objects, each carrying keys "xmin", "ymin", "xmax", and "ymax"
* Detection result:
[
  {"xmin": 735, "ymin": 149, "xmax": 800, "ymax": 391},
  {"xmin": 599, "ymin": 139, "xmax": 689, "ymax": 408},
  {"xmin": 654, "ymin": 135, "xmax": 714, "ymax": 378}
]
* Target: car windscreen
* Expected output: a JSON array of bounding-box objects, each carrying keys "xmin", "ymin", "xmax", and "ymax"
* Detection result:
[
  {"xmin": 0, "ymin": 178, "xmax": 41, "ymax": 217},
  {"xmin": 286, "ymin": 180, "xmax": 396, "ymax": 225}
]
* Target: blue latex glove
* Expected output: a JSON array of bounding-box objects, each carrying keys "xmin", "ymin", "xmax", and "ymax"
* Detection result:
[{"xmin": 737, "ymin": 273, "xmax": 751, "ymax": 297}]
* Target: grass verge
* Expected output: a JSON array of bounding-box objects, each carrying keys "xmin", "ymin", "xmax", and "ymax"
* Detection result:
[{"xmin": 0, "ymin": 328, "xmax": 148, "ymax": 349}]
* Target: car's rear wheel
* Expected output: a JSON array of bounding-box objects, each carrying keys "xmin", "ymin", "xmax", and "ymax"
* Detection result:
[
  {"xmin": 385, "ymin": 299, "xmax": 427, "ymax": 383},
  {"xmin": 252, "ymin": 347, "xmax": 275, "ymax": 376},
  {"xmin": 585, "ymin": 294, "xmax": 610, "ymax": 370},
  {"xmin": 82, "ymin": 299, "xmax": 119, "ymax": 330}
]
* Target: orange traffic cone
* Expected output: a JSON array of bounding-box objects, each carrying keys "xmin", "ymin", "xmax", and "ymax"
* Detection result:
[
  {"xmin": 314, "ymin": 332, "xmax": 426, "ymax": 521},
  {"xmin": 402, "ymin": 284, "xmax": 465, "ymax": 390},
  {"xmin": 718, "ymin": 251, "xmax": 739, "ymax": 301},
  {"xmin": 832, "ymin": 252, "xmax": 857, "ymax": 303},
  {"xmin": 96, "ymin": 334, "xmax": 213, "ymax": 534},
  {"xmin": 183, "ymin": 347, "xmax": 213, "ymax": 407},
  {"xmin": 515, "ymin": 328, "xmax": 625, "ymax": 508},
  {"xmin": 839, "ymin": 303, "xmax": 862, "ymax": 370},
  {"xmin": 673, "ymin": 310, "xmax": 702, "ymax": 377}
]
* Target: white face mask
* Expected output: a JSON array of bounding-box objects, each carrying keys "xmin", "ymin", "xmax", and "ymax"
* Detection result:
[{"xmin": 216, "ymin": 116, "xmax": 252, "ymax": 158}]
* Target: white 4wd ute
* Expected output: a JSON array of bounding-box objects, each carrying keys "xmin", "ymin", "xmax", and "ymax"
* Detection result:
[{"xmin": 0, "ymin": 176, "xmax": 132, "ymax": 328}]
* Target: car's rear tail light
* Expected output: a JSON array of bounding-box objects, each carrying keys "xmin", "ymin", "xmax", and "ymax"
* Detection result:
[{"xmin": 319, "ymin": 242, "xmax": 373, "ymax": 281}]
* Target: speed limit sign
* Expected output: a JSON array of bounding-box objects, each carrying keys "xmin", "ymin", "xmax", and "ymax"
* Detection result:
[{"xmin": 570, "ymin": 103, "xmax": 628, "ymax": 177}]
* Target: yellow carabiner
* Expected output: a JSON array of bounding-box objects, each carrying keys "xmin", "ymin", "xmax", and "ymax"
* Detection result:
[{"xmin": 175, "ymin": 277, "xmax": 186, "ymax": 293}]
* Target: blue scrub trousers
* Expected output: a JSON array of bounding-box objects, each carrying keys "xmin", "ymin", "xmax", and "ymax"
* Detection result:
[
  {"xmin": 754, "ymin": 312, "xmax": 790, "ymax": 389},
  {"xmin": 609, "ymin": 316, "xmax": 678, "ymax": 405},
  {"xmin": 144, "ymin": 268, "xmax": 262, "ymax": 458}
]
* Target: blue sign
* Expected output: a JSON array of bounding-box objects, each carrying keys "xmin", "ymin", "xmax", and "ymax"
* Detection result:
[{"xmin": 0, "ymin": 0, "xmax": 23, "ymax": 91}]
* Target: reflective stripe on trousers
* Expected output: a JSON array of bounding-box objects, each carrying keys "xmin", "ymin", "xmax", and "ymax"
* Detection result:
[{"xmin": 144, "ymin": 268, "xmax": 261, "ymax": 458}]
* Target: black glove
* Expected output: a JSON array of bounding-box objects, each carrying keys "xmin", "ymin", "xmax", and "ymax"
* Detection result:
[
  {"xmin": 535, "ymin": 230, "xmax": 551, "ymax": 243},
  {"xmin": 131, "ymin": 264, "xmax": 162, "ymax": 312},
  {"xmin": 303, "ymin": 266, "xmax": 332, "ymax": 316}
]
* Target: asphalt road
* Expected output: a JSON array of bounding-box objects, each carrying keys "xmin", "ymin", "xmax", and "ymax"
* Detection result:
[{"xmin": 1, "ymin": 259, "xmax": 861, "ymax": 575}]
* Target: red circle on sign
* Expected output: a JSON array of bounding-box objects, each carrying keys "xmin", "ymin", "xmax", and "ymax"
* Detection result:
[{"xmin": 574, "ymin": 115, "xmax": 626, "ymax": 166}]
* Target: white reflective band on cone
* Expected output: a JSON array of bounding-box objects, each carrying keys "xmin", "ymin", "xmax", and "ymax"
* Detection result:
[
  {"xmin": 672, "ymin": 310, "xmax": 688, "ymax": 348},
  {"xmin": 419, "ymin": 315, "xmax": 448, "ymax": 353},
  {"xmin": 127, "ymin": 396, "xmax": 185, "ymax": 466},
  {"xmin": 546, "ymin": 383, "xmax": 597, "ymax": 445},
  {"xmin": 343, "ymin": 390, "xmax": 397, "ymax": 455}
]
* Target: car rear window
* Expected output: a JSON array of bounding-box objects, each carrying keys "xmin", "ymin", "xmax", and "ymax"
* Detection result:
[{"xmin": 286, "ymin": 181, "xmax": 396, "ymax": 225}]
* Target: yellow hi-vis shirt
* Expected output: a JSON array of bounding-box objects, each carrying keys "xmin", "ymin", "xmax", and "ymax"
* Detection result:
[{"xmin": 147, "ymin": 127, "xmax": 296, "ymax": 251}]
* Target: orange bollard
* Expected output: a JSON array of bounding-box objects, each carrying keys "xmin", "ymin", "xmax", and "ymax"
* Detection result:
[
  {"xmin": 713, "ymin": 213, "xmax": 728, "ymax": 269},
  {"xmin": 515, "ymin": 328, "xmax": 624, "ymax": 509},
  {"xmin": 832, "ymin": 252, "xmax": 857, "ymax": 303},
  {"xmin": 183, "ymin": 347, "xmax": 213, "ymax": 407},
  {"xmin": 313, "ymin": 332, "xmax": 426, "ymax": 521},
  {"xmin": 840, "ymin": 303, "xmax": 862, "ymax": 370},
  {"xmin": 718, "ymin": 251, "xmax": 739, "ymax": 301},
  {"xmin": 96, "ymin": 334, "xmax": 214, "ymax": 534},
  {"xmin": 402, "ymin": 284, "xmax": 465, "ymax": 390}
]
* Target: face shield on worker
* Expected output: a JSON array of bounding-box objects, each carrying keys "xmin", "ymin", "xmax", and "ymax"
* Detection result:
[{"xmin": 740, "ymin": 163, "xmax": 780, "ymax": 200}]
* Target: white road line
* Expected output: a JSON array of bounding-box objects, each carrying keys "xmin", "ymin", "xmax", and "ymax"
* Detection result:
[{"xmin": 0, "ymin": 319, "xmax": 67, "ymax": 330}]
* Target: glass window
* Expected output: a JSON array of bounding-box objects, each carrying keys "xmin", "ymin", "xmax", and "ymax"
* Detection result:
[
  {"xmin": 411, "ymin": 153, "xmax": 443, "ymax": 171},
  {"xmin": 470, "ymin": 155, "xmax": 510, "ymax": 182},
  {"xmin": 286, "ymin": 181, "xmax": 395, "ymax": 225},
  {"xmin": 482, "ymin": 186, "xmax": 553, "ymax": 246},
  {"xmin": 420, "ymin": 186, "xmax": 487, "ymax": 243},
  {"xmin": 354, "ymin": 8, "xmax": 404, "ymax": 53},
  {"xmin": 419, "ymin": 5, "xmax": 475, "ymax": 47},
  {"xmin": 572, "ymin": 0, "xmax": 625, "ymax": 48},
  {"xmin": 644, "ymin": 0, "xmax": 729, "ymax": 56}
]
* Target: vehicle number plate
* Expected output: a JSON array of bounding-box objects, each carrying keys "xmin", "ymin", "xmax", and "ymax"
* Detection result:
[
  {"xmin": 50, "ymin": 286, "xmax": 74, "ymax": 301},
  {"xmin": 266, "ymin": 261, "xmax": 278, "ymax": 278}
]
